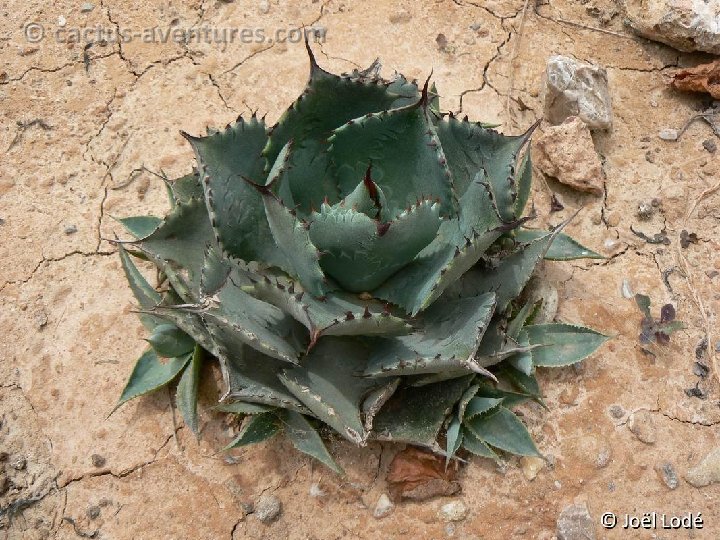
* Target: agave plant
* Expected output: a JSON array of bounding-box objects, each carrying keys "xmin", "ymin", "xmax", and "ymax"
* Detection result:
[{"xmin": 114, "ymin": 45, "xmax": 608, "ymax": 473}]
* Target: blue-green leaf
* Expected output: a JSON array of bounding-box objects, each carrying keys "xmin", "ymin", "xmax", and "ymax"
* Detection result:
[
  {"xmin": 515, "ymin": 229, "xmax": 603, "ymax": 260},
  {"xmin": 282, "ymin": 411, "xmax": 343, "ymax": 474},
  {"xmin": 524, "ymin": 323, "xmax": 609, "ymax": 367},
  {"xmin": 464, "ymin": 406, "xmax": 540, "ymax": 457},
  {"xmin": 445, "ymin": 416, "xmax": 463, "ymax": 467},
  {"xmin": 176, "ymin": 346, "xmax": 203, "ymax": 435},
  {"xmin": 223, "ymin": 412, "xmax": 280, "ymax": 450},
  {"xmin": 115, "ymin": 349, "xmax": 191, "ymax": 411},
  {"xmin": 147, "ymin": 323, "xmax": 195, "ymax": 358},
  {"xmin": 117, "ymin": 216, "xmax": 161, "ymax": 239}
]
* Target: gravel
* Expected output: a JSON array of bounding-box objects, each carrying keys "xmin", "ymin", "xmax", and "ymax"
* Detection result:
[{"xmin": 254, "ymin": 494, "xmax": 282, "ymax": 523}]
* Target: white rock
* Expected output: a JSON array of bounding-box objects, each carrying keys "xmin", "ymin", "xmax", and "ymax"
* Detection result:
[
  {"xmin": 658, "ymin": 128, "xmax": 679, "ymax": 141},
  {"xmin": 624, "ymin": 0, "xmax": 720, "ymax": 54},
  {"xmin": 686, "ymin": 447, "xmax": 720, "ymax": 488},
  {"xmin": 58, "ymin": 15, "xmax": 67, "ymax": 27},
  {"xmin": 438, "ymin": 500, "xmax": 468, "ymax": 522},
  {"xmin": 373, "ymin": 493, "xmax": 394, "ymax": 519},
  {"xmin": 543, "ymin": 56, "xmax": 613, "ymax": 130}
]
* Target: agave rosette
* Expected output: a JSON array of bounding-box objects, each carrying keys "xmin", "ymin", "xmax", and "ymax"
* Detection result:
[{"xmin": 114, "ymin": 46, "xmax": 608, "ymax": 472}]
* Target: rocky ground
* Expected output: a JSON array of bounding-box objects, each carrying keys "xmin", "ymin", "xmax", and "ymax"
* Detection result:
[{"xmin": 1, "ymin": 0, "xmax": 719, "ymax": 538}]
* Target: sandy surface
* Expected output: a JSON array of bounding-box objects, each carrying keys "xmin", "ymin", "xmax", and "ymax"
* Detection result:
[{"xmin": 1, "ymin": 0, "xmax": 719, "ymax": 538}]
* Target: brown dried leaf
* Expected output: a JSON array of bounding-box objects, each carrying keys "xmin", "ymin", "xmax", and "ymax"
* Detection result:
[
  {"xmin": 386, "ymin": 446, "xmax": 460, "ymax": 501},
  {"xmin": 671, "ymin": 61, "xmax": 720, "ymax": 99}
]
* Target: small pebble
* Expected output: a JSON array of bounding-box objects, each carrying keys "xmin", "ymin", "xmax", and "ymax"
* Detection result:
[
  {"xmin": 308, "ymin": 483, "xmax": 325, "ymax": 498},
  {"xmin": 636, "ymin": 202, "xmax": 654, "ymax": 220},
  {"xmin": 621, "ymin": 279, "xmax": 633, "ymax": 299},
  {"xmin": 702, "ymin": 139, "xmax": 717, "ymax": 153},
  {"xmin": 608, "ymin": 404, "xmax": 624, "ymax": 419},
  {"xmin": 438, "ymin": 501, "xmax": 468, "ymax": 522},
  {"xmin": 80, "ymin": 2, "xmax": 94, "ymax": 12},
  {"xmin": 658, "ymin": 128, "xmax": 678, "ymax": 141},
  {"xmin": 9, "ymin": 455, "xmax": 26, "ymax": 470},
  {"xmin": 520, "ymin": 456, "xmax": 545, "ymax": 480},
  {"xmin": 603, "ymin": 238, "xmax": 619, "ymax": 250},
  {"xmin": 628, "ymin": 410, "xmax": 656, "ymax": 444},
  {"xmin": 556, "ymin": 502, "xmax": 595, "ymax": 540},
  {"xmin": 657, "ymin": 462, "xmax": 679, "ymax": 490},
  {"xmin": 373, "ymin": 493, "xmax": 394, "ymax": 519},
  {"xmin": 553, "ymin": 480, "xmax": 562, "ymax": 490},
  {"xmin": 86, "ymin": 506, "xmax": 101, "ymax": 520},
  {"xmin": 254, "ymin": 494, "xmax": 282, "ymax": 523},
  {"xmin": 596, "ymin": 447, "xmax": 611, "ymax": 469},
  {"xmin": 64, "ymin": 225, "xmax": 77, "ymax": 235},
  {"xmin": 58, "ymin": 15, "xmax": 67, "ymax": 27},
  {"xmin": 258, "ymin": 0, "xmax": 270, "ymax": 13},
  {"xmin": 91, "ymin": 454, "xmax": 106, "ymax": 468}
]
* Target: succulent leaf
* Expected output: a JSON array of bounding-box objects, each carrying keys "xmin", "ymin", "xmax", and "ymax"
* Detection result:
[
  {"xmin": 215, "ymin": 401, "xmax": 276, "ymax": 414},
  {"xmin": 115, "ymin": 349, "xmax": 191, "ymax": 411},
  {"xmin": 169, "ymin": 172, "xmax": 203, "ymax": 205},
  {"xmin": 372, "ymin": 375, "xmax": 474, "ymax": 447},
  {"xmin": 515, "ymin": 229, "xmax": 603, "ymax": 260},
  {"xmin": 184, "ymin": 118, "xmax": 293, "ymax": 272},
  {"xmin": 246, "ymin": 275, "xmax": 411, "ymax": 342},
  {"xmin": 328, "ymin": 102, "xmax": 456, "ymax": 219},
  {"xmin": 258, "ymin": 187, "xmax": 328, "ymax": 297},
  {"xmin": 265, "ymin": 49, "xmax": 416, "ymax": 166},
  {"xmin": 435, "ymin": 116, "xmax": 536, "ymax": 217},
  {"xmin": 138, "ymin": 196, "xmax": 214, "ymax": 297},
  {"xmin": 148, "ymin": 306, "xmax": 219, "ymax": 358},
  {"xmin": 176, "ymin": 346, "xmax": 203, "ymax": 435},
  {"xmin": 203, "ymin": 268, "xmax": 303, "ymax": 364},
  {"xmin": 224, "ymin": 412, "xmax": 280, "ymax": 450},
  {"xmin": 281, "ymin": 410, "xmax": 343, "ymax": 474},
  {"xmin": 361, "ymin": 378, "xmax": 400, "ymax": 432},
  {"xmin": 118, "ymin": 244, "xmax": 164, "ymax": 330},
  {"xmin": 308, "ymin": 200, "xmax": 441, "ymax": 292},
  {"xmin": 524, "ymin": 323, "xmax": 609, "ymax": 367},
  {"xmin": 461, "ymin": 428, "xmax": 498, "ymax": 459},
  {"xmin": 445, "ymin": 416, "xmax": 463, "ymax": 467},
  {"xmin": 463, "ymin": 397, "xmax": 504, "ymax": 419},
  {"xmin": 118, "ymin": 216, "xmax": 162, "ymax": 240},
  {"xmin": 459, "ymin": 228, "xmax": 563, "ymax": 313},
  {"xmin": 221, "ymin": 343, "xmax": 309, "ymax": 413},
  {"xmin": 364, "ymin": 292, "xmax": 497, "ymax": 376},
  {"xmin": 279, "ymin": 337, "xmax": 381, "ymax": 445},
  {"xmin": 147, "ymin": 323, "xmax": 195, "ymax": 358},
  {"xmin": 514, "ymin": 151, "xmax": 532, "ymax": 216},
  {"xmin": 464, "ymin": 406, "xmax": 540, "ymax": 457}
]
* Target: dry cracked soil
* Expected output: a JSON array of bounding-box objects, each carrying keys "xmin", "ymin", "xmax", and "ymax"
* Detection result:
[{"xmin": 1, "ymin": 0, "xmax": 719, "ymax": 539}]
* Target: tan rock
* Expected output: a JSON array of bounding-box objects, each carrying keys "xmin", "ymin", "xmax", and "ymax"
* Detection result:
[
  {"xmin": 627, "ymin": 410, "xmax": 657, "ymax": 444},
  {"xmin": 520, "ymin": 456, "xmax": 545, "ymax": 480},
  {"xmin": 533, "ymin": 118, "xmax": 604, "ymax": 195}
]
